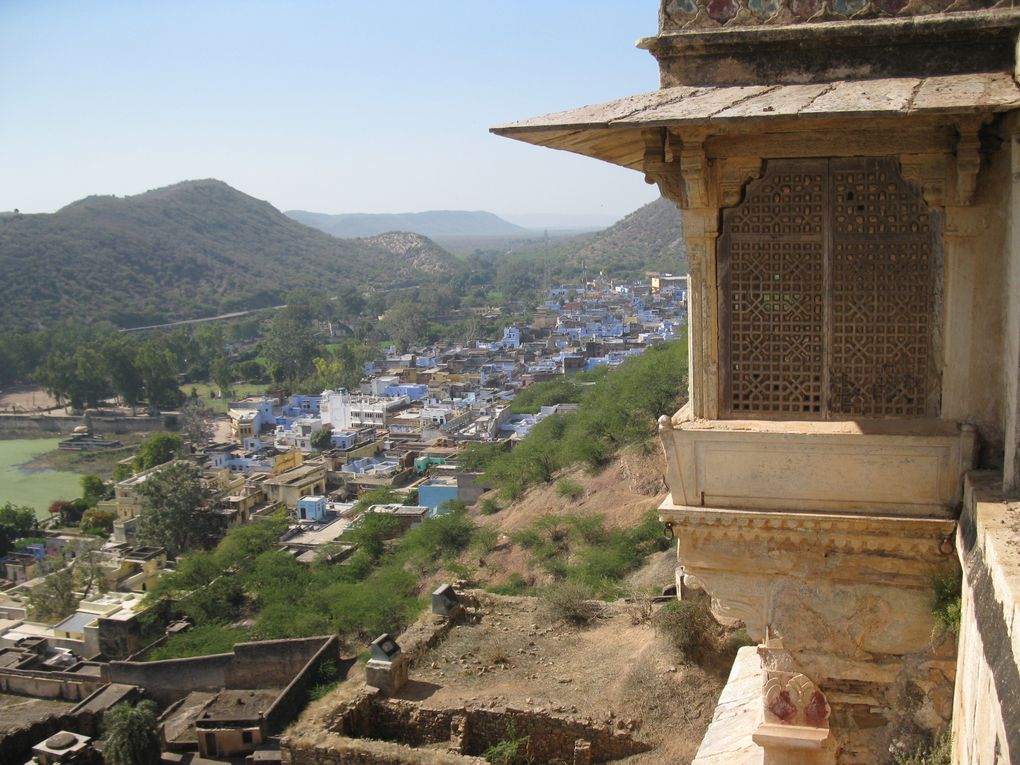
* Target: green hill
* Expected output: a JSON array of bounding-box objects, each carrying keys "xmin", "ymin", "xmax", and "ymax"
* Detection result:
[
  {"xmin": 0, "ymin": 180, "xmax": 458, "ymax": 331},
  {"xmin": 567, "ymin": 196, "xmax": 685, "ymax": 276},
  {"xmin": 493, "ymin": 197, "xmax": 685, "ymax": 281}
]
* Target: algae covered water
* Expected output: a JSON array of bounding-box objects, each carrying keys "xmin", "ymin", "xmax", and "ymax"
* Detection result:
[{"xmin": 0, "ymin": 438, "xmax": 83, "ymax": 520}]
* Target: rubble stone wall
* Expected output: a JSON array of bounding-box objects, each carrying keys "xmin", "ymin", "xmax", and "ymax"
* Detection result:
[{"xmin": 313, "ymin": 691, "xmax": 651, "ymax": 764}]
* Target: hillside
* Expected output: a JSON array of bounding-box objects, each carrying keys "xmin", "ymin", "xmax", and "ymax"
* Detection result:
[
  {"xmin": 286, "ymin": 208, "xmax": 529, "ymax": 239},
  {"xmin": 0, "ymin": 180, "xmax": 458, "ymax": 331},
  {"xmin": 568, "ymin": 196, "xmax": 685, "ymax": 276}
]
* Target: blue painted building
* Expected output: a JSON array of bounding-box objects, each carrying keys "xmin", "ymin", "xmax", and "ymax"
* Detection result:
[{"xmin": 296, "ymin": 495, "xmax": 328, "ymax": 522}]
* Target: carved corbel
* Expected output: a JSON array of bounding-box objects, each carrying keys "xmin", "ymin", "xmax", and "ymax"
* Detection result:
[
  {"xmin": 953, "ymin": 116, "xmax": 988, "ymax": 206},
  {"xmin": 643, "ymin": 128, "xmax": 687, "ymax": 208},
  {"xmin": 718, "ymin": 157, "xmax": 764, "ymax": 208},
  {"xmin": 899, "ymin": 153, "xmax": 947, "ymax": 208},
  {"xmin": 679, "ymin": 131, "xmax": 710, "ymax": 208},
  {"xmin": 644, "ymin": 128, "xmax": 711, "ymax": 209}
]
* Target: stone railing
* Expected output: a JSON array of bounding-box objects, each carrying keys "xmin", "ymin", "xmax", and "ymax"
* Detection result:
[{"xmin": 660, "ymin": 0, "xmax": 1010, "ymax": 30}]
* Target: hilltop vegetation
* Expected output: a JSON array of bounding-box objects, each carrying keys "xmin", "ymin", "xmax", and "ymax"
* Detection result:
[
  {"xmin": 464, "ymin": 340, "xmax": 688, "ymax": 500},
  {"xmin": 0, "ymin": 180, "xmax": 457, "ymax": 331}
]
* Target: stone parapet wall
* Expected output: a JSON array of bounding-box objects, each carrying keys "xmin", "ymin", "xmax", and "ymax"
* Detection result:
[{"xmin": 952, "ymin": 472, "xmax": 1020, "ymax": 765}]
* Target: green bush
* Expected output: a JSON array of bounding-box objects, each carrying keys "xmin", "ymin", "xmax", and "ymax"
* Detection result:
[
  {"xmin": 147, "ymin": 625, "xmax": 249, "ymax": 661},
  {"xmin": 893, "ymin": 730, "xmax": 951, "ymax": 765},
  {"xmin": 931, "ymin": 569, "xmax": 962, "ymax": 637},
  {"xmin": 654, "ymin": 599, "xmax": 717, "ymax": 663},
  {"xmin": 483, "ymin": 723, "xmax": 531, "ymax": 765},
  {"xmin": 541, "ymin": 581, "xmax": 601, "ymax": 626},
  {"xmin": 480, "ymin": 497, "xmax": 501, "ymax": 515},
  {"xmin": 488, "ymin": 574, "xmax": 533, "ymax": 596},
  {"xmin": 555, "ymin": 479, "xmax": 584, "ymax": 501}
]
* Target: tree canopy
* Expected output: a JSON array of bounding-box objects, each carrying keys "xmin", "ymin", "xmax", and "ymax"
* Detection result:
[
  {"xmin": 136, "ymin": 460, "xmax": 216, "ymax": 557},
  {"xmin": 103, "ymin": 700, "xmax": 161, "ymax": 765}
]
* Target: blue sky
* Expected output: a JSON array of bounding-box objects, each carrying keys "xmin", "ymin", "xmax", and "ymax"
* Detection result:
[{"xmin": 0, "ymin": 2, "xmax": 663, "ymax": 224}]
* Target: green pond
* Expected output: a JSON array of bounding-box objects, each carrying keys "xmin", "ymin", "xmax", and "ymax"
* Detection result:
[{"xmin": 0, "ymin": 439, "xmax": 83, "ymax": 520}]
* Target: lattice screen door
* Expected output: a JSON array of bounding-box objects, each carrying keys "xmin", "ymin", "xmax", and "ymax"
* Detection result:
[{"xmin": 718, "ymin": 157, "xmax": 938, "ymax": 419}]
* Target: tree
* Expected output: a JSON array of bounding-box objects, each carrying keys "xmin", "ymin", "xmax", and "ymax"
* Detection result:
[
  {"xmin": 311, "ymin": 426, "xmax": 333, "ymax": 451},
  {"xmin": 81, "ymin": 508, "xmax": 116, "ymax": 535},
  {"xmin": 26, "ymin": 568, "xmax": 78, "ymax": 622},
  {"xmin": 81, "ymin": 474, "xmax": 108, "ymax": 506},
  {"xmin": 347, "ymin": 512, "xmax": 402, "ymax": 559},
  {"xmin": 135, "ymin": 339, "xmax": 181, "ymax": 410},
  {"xmin": 102, "ymin": 336, "xmax": 144, "ymax": 410},
  {"xmin": 103, "ymin": 700, "xmax": 161, "ymax": 765},
  {"xmin": 211, "ymin": 354, "xmax": 234, "ymax": 397},
  {"xmin": 263, "ymin": 307, "xmax": 320, "ymax": 384},
  {"xmin": 179, "ymin": 398, "xmax": 214, "ymax": 446},
  {"xmin": 136, "ymin": 460, "xmax": 216, "ymax": 556},
  {"xmin": 133, "ymin": 431, "xmax": 183, "ymax": 472},
  {"xmin": 0, "ymin": 502, "xmax": 37, "ymax": 556}
]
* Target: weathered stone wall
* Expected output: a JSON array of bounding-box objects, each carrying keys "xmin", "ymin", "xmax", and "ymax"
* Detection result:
[
  {"xmin": 283, "ymin": 732, "xmax": 486, "ymax": 765},
  {"xmin": 952, "ymin": 473, "xmax": 1020, "ymax": 765},
  {"xmin": 314, "ymin": 691, "xmax": 651, "ymax": 764}
]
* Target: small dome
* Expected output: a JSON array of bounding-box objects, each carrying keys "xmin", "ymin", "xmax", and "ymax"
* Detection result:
[
  {"xmin": 45, "ymin": 732, "xmax": 78, "ymax": 750},
  {"xmin": 73, "ymin": 425, "xmax": 89, "ymax": 434}
]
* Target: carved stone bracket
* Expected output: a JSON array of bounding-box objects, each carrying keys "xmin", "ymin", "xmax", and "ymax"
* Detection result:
[
  {"xmin": 718, "ymin": 157, "xmax": 764, "ymax": 208},
  {"xmin": 679, "ymin": 132, "xmax": 711, "ymax": 208},
  {"xmin": 642, "ymin": 128, "xmax": 711, "ymax": 209},
  {"xmin": 953, "ymin": 116, "xmax": 988, "ymax": 205},
  {"xmin": 643, "ymin": 128, "xmax": 687, "ymax": 207},
  {"xmin": 899, "ymin": 153, "xmax": 948, "ymax": 208}
]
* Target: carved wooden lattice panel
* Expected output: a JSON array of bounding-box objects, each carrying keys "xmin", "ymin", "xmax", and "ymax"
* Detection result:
[
  {"xmin": 829, "ymin": 158, "xmax": 933, "ymax": 417},
  {"xmin": 719, "ymin": 158, "xmax": 937, "ymax": 418},
  {"xmin": 722, "ymin": 163, "xmax": 827, "ymax": 414}
]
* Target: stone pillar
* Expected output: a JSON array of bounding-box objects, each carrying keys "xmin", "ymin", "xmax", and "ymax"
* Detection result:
[{"xmin": 572, "ymin": 738, "xmax": 592, "ymax": 765}]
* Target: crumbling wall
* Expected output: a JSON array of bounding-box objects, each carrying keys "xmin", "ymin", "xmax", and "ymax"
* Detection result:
[{"xmin": 312, "ymin": 692, "xmax": 650, "ymax": 764}]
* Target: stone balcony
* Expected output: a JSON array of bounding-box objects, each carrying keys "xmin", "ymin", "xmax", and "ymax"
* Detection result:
[{"xmin": 658, "ymin": 409, "xmax": 977, "ymax": 518}]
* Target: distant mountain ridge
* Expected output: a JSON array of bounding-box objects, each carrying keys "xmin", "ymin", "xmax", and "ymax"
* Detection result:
[
  {"xmin": 287, "ymin": 209, "xmax": 529, "ymax": 239},
  {"xmin": 0, "ymin": 180, "xmax": 458, "ymax": 332}
]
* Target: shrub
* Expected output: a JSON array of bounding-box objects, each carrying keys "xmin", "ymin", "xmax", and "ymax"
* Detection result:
[
  {"xmin": 488, "ymin": 573, "xmax": 532, "ymax": 596},
  {"xmin": 555, "ymin": 479, "xmax": 584, "ymax": 501},
  {"xmin": 931, "ymin": 569, "xmax": 962, "ymax": 637},
  {"xmin": 480, "ymin": 497, "xmax": 501, "ymax": 515},
  {"xmin": 892, "ymin": 730, "xmax": 951, "ymax": 765},
  {"xmin": 654, "ymin": 599, "xmax": 716, "ymax": 663},
  {"xmin": 541, "ymin": 581, "xmax": 601, "ymax": 626},
  {"xmin": 483, "ymin": 723, "xmax": 531, "ymax": 765}
]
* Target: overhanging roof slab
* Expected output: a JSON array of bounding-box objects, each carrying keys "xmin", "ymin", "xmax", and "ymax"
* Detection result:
[{"xmin": 491, "ymin": 73, "xmax": 1020, "ymax": 171}]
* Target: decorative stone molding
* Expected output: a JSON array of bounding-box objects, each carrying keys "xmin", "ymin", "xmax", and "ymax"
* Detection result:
[
  {"xmin": 660, "ymin": 0, "xmax": 1006, "ymax": 31},
  {"xmin": 659, "ymin": 504, "xmax": 958, "ymax": 559}
]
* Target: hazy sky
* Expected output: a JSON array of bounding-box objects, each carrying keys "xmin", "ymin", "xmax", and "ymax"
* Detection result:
[{"xmin": 0, "ymin": 2, "xmax": 663, "ymax": 224}]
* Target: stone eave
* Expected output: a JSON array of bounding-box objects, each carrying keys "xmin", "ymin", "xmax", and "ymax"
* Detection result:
[
  {"xmin": 637, "ymin": 8, "xmax": 1020, "ymax": 55},
  {"xmin": 490, "ymin": 72, "xmax": 1020, "ymax": 171}
]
